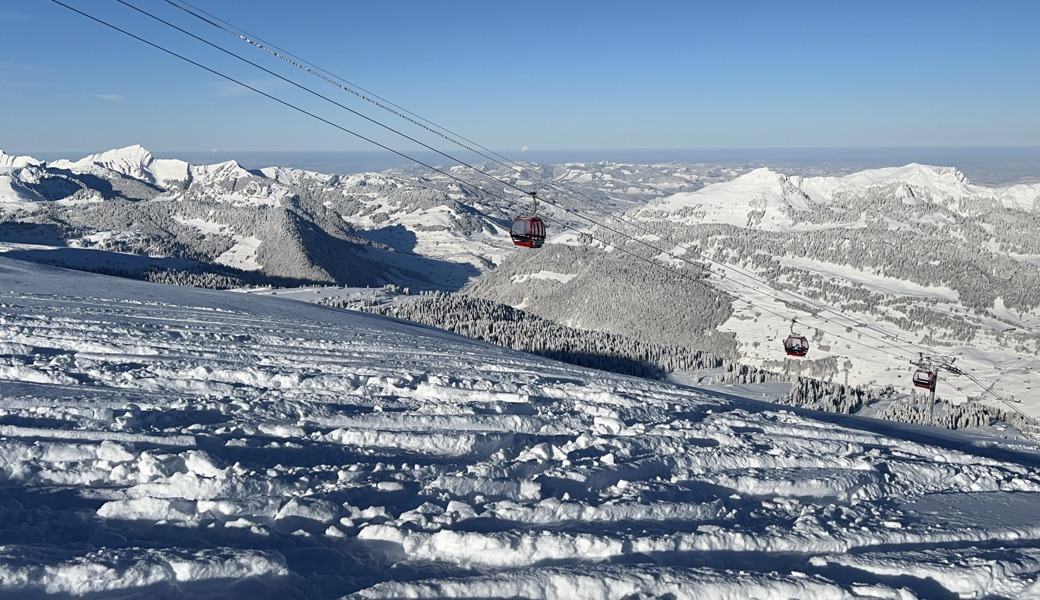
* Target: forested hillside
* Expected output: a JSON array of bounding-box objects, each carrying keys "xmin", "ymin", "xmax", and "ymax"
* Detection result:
[
  {"xmin": 322, "ymin": 290, "xmax": 1038, "ymax": 438},
  {"xmin": 464, "ymin": 243, "xmax": 738, "ymax": 353},
  {"xmin": 327, "ymin": 290, "xmax": 726, "ymax": 378}
]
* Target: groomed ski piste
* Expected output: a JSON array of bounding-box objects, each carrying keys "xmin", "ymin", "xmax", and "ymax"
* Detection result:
[{"xmin": 2, "ymin": 255, "xmax": 1040, "ymax": 599}]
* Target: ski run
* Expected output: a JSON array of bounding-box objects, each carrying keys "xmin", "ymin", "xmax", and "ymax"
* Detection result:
[{"xmin": 1, "ymin": 256, "xmax": 1040, "ymax": 599}]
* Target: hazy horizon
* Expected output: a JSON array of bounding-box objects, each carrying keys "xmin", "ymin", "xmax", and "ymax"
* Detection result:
[{"xmin": 14, "ymin": 145, "xmax": 1040, "ymax": 186}]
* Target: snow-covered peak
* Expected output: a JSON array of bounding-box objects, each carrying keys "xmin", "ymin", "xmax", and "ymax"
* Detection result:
[
  {"xmin": 0, "ymin": 149, "xmax": 43, "ymax": 168},
  {"xmin": 85, "ymin": 143, "xmax": 154, "ymax": 167},
  {"xmin": 638, "ymin": 162, "xmax": 986, "ymax": 232},
  {"xmin": 636, "ymin": 167, "xmax": 808, "ymax": 230},
  {"xmin": 189, "ymin": 159, "xmax": 257, "ymax": 182},
  {"xmin": 259, "ymin": 165, "xmax": 334, "ymax": 185},
  {"xmin": 836, "ymin": 163, "xmax": 975, "ymax": 199},
  {"xmin": 739, "ymin": 166, "xmax": 788, "ymax": 183},
  {"xmin": 187, "ymin": 160, "xmax": 291, "ymax": 207},
  {"xmin": 49, "ymin": 144, "xmax": 191, "ymax": 188},
  {"xmin": 52, "ymin": 144, "xmax": 154, "ymax": 173}
]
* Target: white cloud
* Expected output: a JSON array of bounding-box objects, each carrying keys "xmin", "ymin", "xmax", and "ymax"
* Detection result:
[
  {"xmin": 520, "ymin": 145, "xmax": 528, "ymax": 153},
  {"xmin": 92, "ymin": 94, "xmax": 123, "ymax": 102}
]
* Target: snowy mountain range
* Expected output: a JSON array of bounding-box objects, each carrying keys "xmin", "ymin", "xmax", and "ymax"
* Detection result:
[
  {"xmin": 3, "ymin": 145, "xmax": 1040, "ymax": 422},
  {"xmin": 2, "ymin": 256, "xmax": 1040, "ymax": 598},
  {"xmin": 1, "ymin": 145, "xmax": 504, "ymax": 290},
  {"xmin": 0, "ymin": 145, "xmax": 718, "ymax": 290}
]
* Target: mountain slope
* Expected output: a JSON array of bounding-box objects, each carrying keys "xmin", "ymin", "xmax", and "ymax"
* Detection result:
[
  {"xmin": 469, "ymin": 164, "xmax": 1040, "ymax": 417},
  {"xmin": 2, "ymin": 256, "xmax": 1040, "ymax": 599}
]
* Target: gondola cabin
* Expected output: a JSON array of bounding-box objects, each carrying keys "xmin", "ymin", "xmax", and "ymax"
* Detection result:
[
  {"xmin": 913, "ymin": 369, "xmax": 936, "ymax": 390},
  {"xmin": 783, "ymin": 335, "xmax": 809, "ymax": 357},
  {"xmin": 510, "ymin": 217, "xmax": 546, "ymax": 249}
]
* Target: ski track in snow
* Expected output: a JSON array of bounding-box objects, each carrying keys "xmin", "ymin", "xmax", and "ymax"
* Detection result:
[{"xmin": 2, "ymin": 258, "xmax": 1040, "ymax": 599}]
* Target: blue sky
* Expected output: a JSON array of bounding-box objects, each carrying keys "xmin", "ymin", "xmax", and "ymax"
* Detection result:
[{"xmin": 2, "ymin": 1, "xmax": 1039, "ymax": 155}]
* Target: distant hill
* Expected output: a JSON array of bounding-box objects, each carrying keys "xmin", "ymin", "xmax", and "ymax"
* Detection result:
[{"xmin": 1, "ymin": 145, "xmax": 510, "ymax": 289}]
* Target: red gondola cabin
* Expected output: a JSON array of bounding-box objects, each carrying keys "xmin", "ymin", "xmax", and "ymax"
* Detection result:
[
  {"xmin": 510, "ymin": 217, "xmax": 546, "ymax": 248},
  {"xmin": 913, "ymin": 369, "xmax": 936, "ymax": 390},
  {"xmin": 783, "ymin": 335, "xmax": 809, "ymax": 357}
]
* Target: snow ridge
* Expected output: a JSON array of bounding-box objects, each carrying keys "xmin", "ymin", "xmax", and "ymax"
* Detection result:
[{"xmin": 0, "ymin": 149, "xmax": 43, "ymax": 168}]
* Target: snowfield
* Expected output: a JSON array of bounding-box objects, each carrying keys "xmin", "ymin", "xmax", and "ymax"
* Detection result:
[{"xmin": 2, "ymin": 256, "xmax": 1040, "ymax": 599}]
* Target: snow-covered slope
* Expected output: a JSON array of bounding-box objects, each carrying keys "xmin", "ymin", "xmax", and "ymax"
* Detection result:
[{"xmin": 2, "ymin": 256, "xmax": 1040, "ymax": 599}]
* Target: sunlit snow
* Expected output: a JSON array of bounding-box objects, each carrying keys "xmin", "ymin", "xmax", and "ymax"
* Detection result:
[
  {"xmin": 2, "ymin": 256, "xmax": 1040, "ymax": 598},
  {"xmin": 778, "ymin": 256, "xmax": 961, "ymax": 302},
  {"xmin": 510, "ymin": 270, "xmax": 578, "ymax": 284}
]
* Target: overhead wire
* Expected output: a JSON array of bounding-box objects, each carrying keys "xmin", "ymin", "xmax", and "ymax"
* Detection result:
[
  {"xmin": 60, "ymin": 0, "xmax": 992, "ymax": 372},
  {"xmin": 164, "ymin": 0, "xmax": 520, "ymax": 173},
  {"xmin": 45, "ymin": 0, "xmax": 514, "ymax": 208},
  {"xmin": 109, "ymin": 0, "xmax": 523, "ymax": 202},
  {"xmin": 55, "ymin": 0, "xmax": 1025, "ymax": 415},
  {"xmin": 108, "ymin": 0, "xmax": 744, "ymax": 297},
  {"xmin": 155, "ymin": 0, "xmax": 1032, "ymax": 368},
  {"xmin": 67, "ymin": 1, "xmax": 747, "ymax": 295}
]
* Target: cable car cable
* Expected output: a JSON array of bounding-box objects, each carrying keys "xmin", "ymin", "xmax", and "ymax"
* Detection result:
[
  {"xmin": 46, "ymin": 0, "xmax": 734, "ymax": 305},
  {"xmin": 111, "ymin": 0, "xmax": 525, "ymax": 203},
  {"xmin": 163, "ymin": 0, "xmax": 519, "ymax": 173},
  {"xmin": 56, "ymin": 0, "xmax": 956, "ymax": 368},
  {"xmin": 85, "ymin": 0, "xmax": 761, "ymax": 298},
  {"xmin": 59, "ymin": 1, "xmax": 983, "ymax": 375},
  {"xmin": 104, "ymin": 0, "xmax": 702, "ymax": 268}
]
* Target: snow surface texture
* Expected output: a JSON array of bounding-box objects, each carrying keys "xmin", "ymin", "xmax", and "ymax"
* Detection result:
[{"xmin": 2, "ymin": 257, "xmax": 1040, "ymax": 599}]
